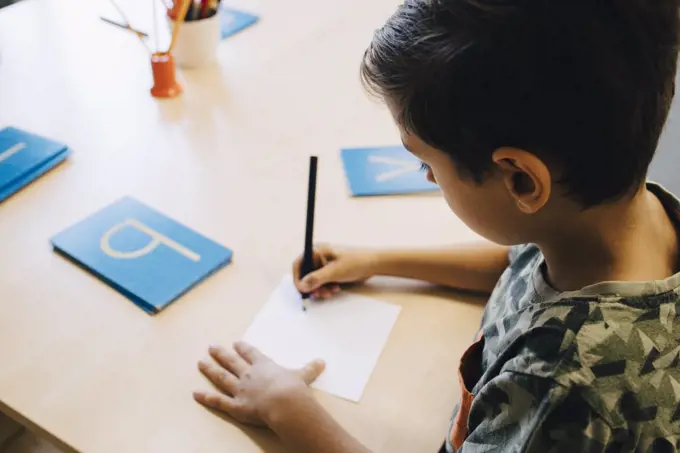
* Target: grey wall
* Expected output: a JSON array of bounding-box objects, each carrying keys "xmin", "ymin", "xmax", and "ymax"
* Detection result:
[{"xmin": 649, "ymin": 70, "xmax": 680, "ymax": 194}]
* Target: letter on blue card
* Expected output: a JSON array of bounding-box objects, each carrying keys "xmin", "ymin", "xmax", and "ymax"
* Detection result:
[
  {"xmin": 0, "ymin": 142, "xmax": 26, "ymax": 163},
  {"xmin": 0, "ymin": 127, "xmax": 70, "ymax": 202},
  {"xmin": 51, "ymin": 197, "xmax": 232, "ymax": 314},
  {"xmin": 100, "ymin": 219, "xmax": 201, "ymax": 262},
  {"xmin": 340, "ymin": 146, "xmax": 438, "ymax": 196},
  {"xmin": 368, "ymin": 154, "xmax": 422, "ymax": 182}
]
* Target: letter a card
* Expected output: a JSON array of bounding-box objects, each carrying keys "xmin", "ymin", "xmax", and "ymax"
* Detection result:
[
  {"xmin": 0, "ymin": 126, "xmax": 70, "ymax": 203},
  {"xmin": 51, "ymin": 197, "xmax": 233, "ymax": 314},
  {"xmin": 340, "ymin": 146, "xmax": 438, "ymax": 197}
]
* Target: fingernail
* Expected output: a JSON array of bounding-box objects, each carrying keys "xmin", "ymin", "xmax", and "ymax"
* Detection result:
[{"xmin": 313, "ymin": 359, "xmax": 326, "ymax": 375}]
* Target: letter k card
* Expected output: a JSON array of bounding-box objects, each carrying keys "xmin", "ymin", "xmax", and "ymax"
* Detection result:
[{"xmin": 340, "ymin": 146, "xmax": 438, "ymax": 196}]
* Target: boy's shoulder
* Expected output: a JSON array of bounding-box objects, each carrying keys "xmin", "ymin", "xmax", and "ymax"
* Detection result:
[
  {"xmin": 479, "ymin": 232, "xmax": 680, "ymax": 430},
  {"xmin": 451, "ymin": 238, "xmax": 680, "ymax": 452},
  {"xmin": 492, "ymin": 293, "xmax": 680, "ymax": 426}
]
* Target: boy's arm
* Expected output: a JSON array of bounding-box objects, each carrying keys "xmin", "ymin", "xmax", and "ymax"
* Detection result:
[
  {"xmin": 371, "ymin": 243, "xmax": 509, "ymax": 293},
  {"xmin": 266, "ymin": 392, "xmax": 371, "ymax": 453},
  {"xmin": 296, "ymin": 243, "xmax": 510, "ymax": 297},
  {"xmin": 195, "ymin": 344, "xmax": 373, "ymax": 453}
]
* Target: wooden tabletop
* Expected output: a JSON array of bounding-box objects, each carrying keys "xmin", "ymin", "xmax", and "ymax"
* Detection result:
[{"xmin": 0, "ymin": 0, "xmax": 486, "ymax": 451}]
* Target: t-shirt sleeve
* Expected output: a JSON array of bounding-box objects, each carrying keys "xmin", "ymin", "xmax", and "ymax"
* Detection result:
[
  {"xmin": 508, "ymin": 244, "xmax": 530, "ymax": 263},
  {"xmin": 458, "ymin": 372, "xmax": 615, "ymax": 453}
]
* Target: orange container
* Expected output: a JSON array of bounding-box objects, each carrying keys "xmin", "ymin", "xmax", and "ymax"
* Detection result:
[{"xmin": 150, "ymin": 53, "xmax": 182, "ymax": 98}]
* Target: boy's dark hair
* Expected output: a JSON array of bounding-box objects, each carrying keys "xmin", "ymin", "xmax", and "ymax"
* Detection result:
[{"xmin": 361, "ymin": 0, "xmax": 680, "ymax": 207}]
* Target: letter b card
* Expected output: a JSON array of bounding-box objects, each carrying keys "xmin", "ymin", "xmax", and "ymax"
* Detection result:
[{"xmin": 51, "ymin": 197, "xmax": 233, "ymax": 314}]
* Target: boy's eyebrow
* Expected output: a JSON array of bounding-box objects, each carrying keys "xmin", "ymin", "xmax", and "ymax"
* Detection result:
[{"xmin": 400, "ymin": 139, "xmax": 412, "ymax": 152}]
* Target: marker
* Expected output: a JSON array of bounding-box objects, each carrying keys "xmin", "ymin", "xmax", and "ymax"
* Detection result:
[
  {"xmin": 299, "ymin": 156, "xmax": 318, "ymax": 311},
  {"xmin": 189, "ymin": 0, "xmax": 201, "ymax": 20}
]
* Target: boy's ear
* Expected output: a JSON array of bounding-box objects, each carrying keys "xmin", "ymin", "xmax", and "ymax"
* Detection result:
[{"xmin": 492, "ymin": 148, "xmax": 551, "ymax": 214}]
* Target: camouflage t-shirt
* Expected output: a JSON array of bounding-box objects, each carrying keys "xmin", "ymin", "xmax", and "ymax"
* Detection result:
[{"xmin": 443, "ymin": 183, "xmax": 680, "ymax": 453}]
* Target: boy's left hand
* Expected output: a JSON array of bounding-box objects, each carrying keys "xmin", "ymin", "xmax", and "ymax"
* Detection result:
[{"xmin": 194, "ymin": 342, "xmax": 325, "ymax": 426}]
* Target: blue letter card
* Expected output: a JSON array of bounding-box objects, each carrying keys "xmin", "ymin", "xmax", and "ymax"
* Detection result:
[
  {"xmin": 340, "ymin": 146, "xmax": 438, "ymax": 196},
  {"xmin": 51, "ymin": 197, "xmax": 233, "ymax": 314},
  {"xmin": 221, "ymin": 7, "xmax": 259, "ymax": 40},
  {"xmin": 0, "ymin": 127, "xmax": 70, "ymax": 202}
]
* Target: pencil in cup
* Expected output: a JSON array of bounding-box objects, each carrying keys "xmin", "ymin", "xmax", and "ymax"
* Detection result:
[
  {"xmin": 168, "ymin": 0, "xmax": 219, "ymax": 20},
  {"xmin": 168, "ymin": 0, "xmax": 193, "ymax": 52},
  {"xmin": 167, "ymin": 0, "xmax": 220, "ymax": 68}
]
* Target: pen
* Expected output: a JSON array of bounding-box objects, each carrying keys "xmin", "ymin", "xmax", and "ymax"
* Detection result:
[
  {"xmin": 168, "ymin": 0, "xmax": 192, "ymax": 52},
  {"xmin": 188, "ymin": 0, "xmax": 201, "ymax": 21},
  {"xmin": 100, "ymin": 17, "xmax": 149, "ymax": 37},
  {"xmin": 299, "ymin": 156, "xmax": 318, "ymax": 311},
  {"xmin": 205, "ymin": 0, "xmax": 218, "ymax": 17}
]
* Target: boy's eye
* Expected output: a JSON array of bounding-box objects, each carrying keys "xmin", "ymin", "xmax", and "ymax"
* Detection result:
[{"xmin": 419, "ymin": 162, "xmax": 430, "ymax": 172}]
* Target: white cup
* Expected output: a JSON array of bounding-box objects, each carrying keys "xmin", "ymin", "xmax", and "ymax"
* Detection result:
[{"xmin": 170, "ymin": 13, "xmax": 220, "ymax": 69}]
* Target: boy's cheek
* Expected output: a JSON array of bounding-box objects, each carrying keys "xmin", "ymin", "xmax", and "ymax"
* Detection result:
[{"xmin": 437, "ymin": 175, "xmax": 520, "ymax": 243}]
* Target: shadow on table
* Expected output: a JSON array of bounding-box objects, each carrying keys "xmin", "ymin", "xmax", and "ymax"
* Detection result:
[{"xmin": 154, "ymin": 64, "xmax": 233, "ymax": 125}]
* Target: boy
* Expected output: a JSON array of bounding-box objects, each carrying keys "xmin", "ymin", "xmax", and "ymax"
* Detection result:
[{"xmin": 193, "ymin": 0, "xmax": 680, "ymax": 451}]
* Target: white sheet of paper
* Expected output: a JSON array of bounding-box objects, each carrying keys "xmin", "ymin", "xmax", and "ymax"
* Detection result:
[{"xmin": 243, "ymin": 275, "xmax": 401, "ymax": 402}]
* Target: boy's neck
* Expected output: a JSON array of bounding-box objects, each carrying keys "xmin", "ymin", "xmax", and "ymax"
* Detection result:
[{"xmin": 537, "ymin": 185, "xmax": 679, "ymax": 292}]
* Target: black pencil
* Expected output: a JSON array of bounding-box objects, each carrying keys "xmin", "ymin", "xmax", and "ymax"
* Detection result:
[{"xmin": 299, "ymin": 156, "xmax": 318, "ymax": 311}]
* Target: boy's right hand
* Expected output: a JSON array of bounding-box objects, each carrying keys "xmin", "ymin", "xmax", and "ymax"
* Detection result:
[{"xmin": 292, "ymin": 245, "xmax": 378, "ymax": 299}]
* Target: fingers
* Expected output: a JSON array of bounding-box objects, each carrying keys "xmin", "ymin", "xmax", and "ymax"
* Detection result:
[
  {"xmin": 314, "ymin": 244, "xmax": 337, "ymax": 261},
  {"xmin": 209, "ymin": 345, "xmax": 248, "ymax": 377},
  {"xmin": 193, "ymin": 391, "xmax": 238, "ymax": 414},
  {"xmin": 198, "ymin": 360, "xmax": 239, "ymax": 395},
  {"xmin": 312, "ymin": 287, "xmax": 332, "ymax": 299},
  {"xmin": 293, "ymin": 245, "xmax": 337, "ymax": 292},
  {"xmin": 299, "ymin": 262, "xmax": 341, "ymax": 293},
  {"xmin": 311, "ymin": 252, "xmax": 331, "ymax": 297},
  {"xmin": 298, "ymin": 359, "xmax": 326, "ymax": 385},
  {"xmin": 317, "ymin": 249, "xmax": 329, "ymax": 267},
  {"xmin": 233, "ymin": 341, "xmax": 266, "ymax": 364},
  {"xmin": 312, "ymin": 283, "xmax": 340, "ymax": 300}
]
